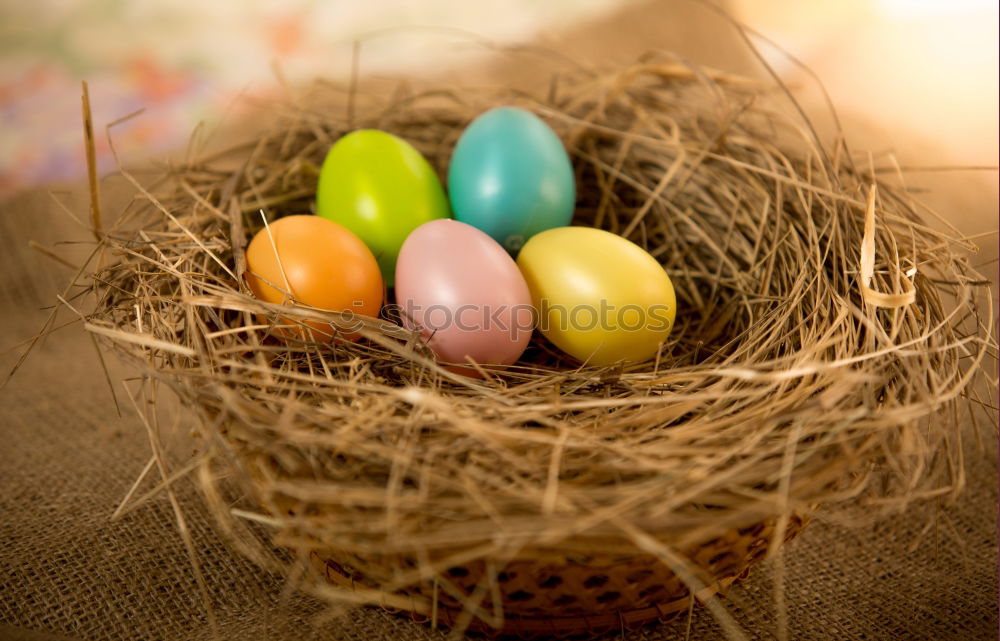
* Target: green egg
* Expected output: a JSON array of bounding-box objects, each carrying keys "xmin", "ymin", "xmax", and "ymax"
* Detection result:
[{"xmin": 316, "ymin": 130, "xmax": 450, "ymax": 285}]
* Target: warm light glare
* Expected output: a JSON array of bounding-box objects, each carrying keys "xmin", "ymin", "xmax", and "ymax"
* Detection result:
[{"xmin": 877, "ymin": 0, "xmax": 995, "ymax": 17}]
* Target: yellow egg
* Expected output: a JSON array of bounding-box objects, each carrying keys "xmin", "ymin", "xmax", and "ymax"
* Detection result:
[{"xmin": 516, "ymin": 227, "xmax": 676, "ymax": 365}]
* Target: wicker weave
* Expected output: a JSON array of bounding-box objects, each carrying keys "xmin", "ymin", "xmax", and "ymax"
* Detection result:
[{"xmin": 309, "ymin": 515, "xmax": 807, "ymax": 638}]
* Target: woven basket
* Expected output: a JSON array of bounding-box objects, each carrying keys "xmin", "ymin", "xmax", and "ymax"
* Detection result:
[
  {"xmin": 308, "ymin": 515, "xmax": 807, "ymax": 638},
  {"xmin": 87, "ymin": 51, "xmax": 990, "ymax": 640}
]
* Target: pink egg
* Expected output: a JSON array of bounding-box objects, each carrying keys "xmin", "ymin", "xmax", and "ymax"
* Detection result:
[{"xmin": 395, "ymin": 219, "xmax": 534, "ymax": 369}]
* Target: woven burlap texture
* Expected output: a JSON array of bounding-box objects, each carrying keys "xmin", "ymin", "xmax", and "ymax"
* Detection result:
[{"xmin": 1, "ymin": 177, "xmax": 997, "ymax": 641}]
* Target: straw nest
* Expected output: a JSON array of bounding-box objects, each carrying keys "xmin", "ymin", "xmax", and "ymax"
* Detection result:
[{"xmin": 84, "ymin": 51, "xmax": 993, "ymax": 638}]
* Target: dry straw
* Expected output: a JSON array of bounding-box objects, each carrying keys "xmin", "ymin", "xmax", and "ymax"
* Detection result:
[{"xmin": 61, "ymin": 43, "xmax": 995, "ymax": 640}]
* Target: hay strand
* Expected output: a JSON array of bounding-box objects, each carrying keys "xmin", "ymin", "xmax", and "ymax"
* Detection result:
[{"xmin": 81, "ymin": 81, "xmax": 102, "ymax": 242}]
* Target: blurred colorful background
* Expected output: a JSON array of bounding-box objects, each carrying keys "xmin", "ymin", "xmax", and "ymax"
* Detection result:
[
  {"xmin": 0, "ymin": 0, "xmax": 637, "ymax": 195},
  {"xmin": 0, "ymin": 0, "xmax": 997, "ymax": 198}
]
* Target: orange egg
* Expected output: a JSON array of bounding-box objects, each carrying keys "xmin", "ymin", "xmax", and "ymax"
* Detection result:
[{"xmin": 245, "ymin": 215, "xmax": 383, "ymax": 342}]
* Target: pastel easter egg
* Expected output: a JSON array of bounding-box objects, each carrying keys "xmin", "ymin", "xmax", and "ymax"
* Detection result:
[
  {"xmin": 245, "ymin": 215, "xmax": 383, "ymax": 342},
  {"xmin": 316, "ymin": 130, "xmax": 450, "ymax": 285},
  {"xmin": 516, "ymin": 227, "xmax": 676, "ymax": 366},
  {"xmin": 448, "ymin": 107, "xmax": 575, "ymax": 253},
  {"xmin": 395, "ymin": 219, "xmax": 534, "ymax": 370}
]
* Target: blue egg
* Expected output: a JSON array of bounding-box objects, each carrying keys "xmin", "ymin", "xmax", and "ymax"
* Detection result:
[{"xmin": 448, "ymin": 107, "xmax": 575, "ymax": 253}]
